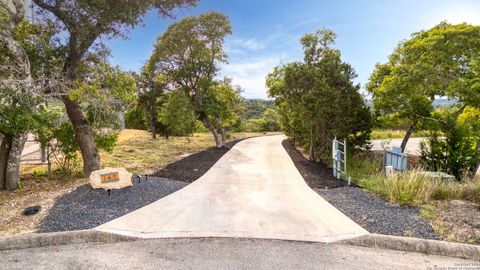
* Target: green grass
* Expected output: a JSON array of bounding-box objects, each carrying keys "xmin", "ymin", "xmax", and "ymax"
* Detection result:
[
  {"xmin": 371, "ymin": 129, "xmax": 430, "ymax": 140},
  {"xmin": 349, "ymin": 153, "xmax": 480, "ymax": 205},
  {"xmin": 100, "ymin": 129, "xmax": 276, "ymax": 174},
  {"xmin": 356, "ymin": 170, "xmax": 435, "ymax": 205},
  {"xmin": 420, "ymin": 204, "xmax": 436, "ymax": 219},
  {"xmin": 21, "ymin": 129, "xmax": 277, "ymax": 177}
]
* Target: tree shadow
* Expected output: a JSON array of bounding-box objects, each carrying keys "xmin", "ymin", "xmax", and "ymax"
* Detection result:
[
  {"xmin": 152, "ymin": 139, "xmax": 243, "ymax": 182},
  {"xmin": 282, "ymin": 139, "xmax": 352, "ymax": 189}
]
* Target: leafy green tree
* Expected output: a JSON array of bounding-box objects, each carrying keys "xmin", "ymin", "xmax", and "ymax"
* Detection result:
[
  {"xmin": 200, "ymin": 79, "xmax": 243, "ymax": 144},
  {"xmin": 149, "ymin": 12, "xmax": 235, "ymax": 147},
  {"xmin": 135, "ymin": 63, "xmax": 168, "ymax": 139},
  {"xmin": 0, "ymin": 0, "xmax": 39, "ymax": 190},
  {"xmin": 367, "ymin": 22, "xmax": 480, "ymax": 152},
  {"xmin": 244, "ymin": 107, "xmax": 281, "ymax": 132},
  {"xmin": 125, "ymin": 106, "xmax": 147, "ymax": 130},
  {"xmin": 240, "ymin": 99, "xmax": 275, "ymax": 120},
  {"xmin": 458, "ymin": 106, "xmax": 480, "ymax": 172},
  {"xmin": 267, "ymin": 29, "xmax": 372, "ymax": 161},
  {"xmin": 420, "ymin": 117, "xmax": 479, "ymax": 180},
  {"xmin": 32, "ymin": 0, "xmax": 197, "ymax": 176},
  {"xmin": 159, "ymin": 91, "xmax": 196, "ymax": 137}
]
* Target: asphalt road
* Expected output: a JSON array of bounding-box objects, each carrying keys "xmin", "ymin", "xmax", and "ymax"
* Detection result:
[
  {"xmin": 371, "ymin": 137, "xmax": 426, "ymax": 155},
  {"xmin": 0, "ymin": 238, "xmax": 472, "ymax": 270}
]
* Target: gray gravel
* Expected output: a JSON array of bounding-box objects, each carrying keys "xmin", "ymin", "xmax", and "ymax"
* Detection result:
[
  {"xmin": 40, "ymin": 176, "xmax": 187, "ymax": 233},
  {"xmin": 316, "ymin": 187, "xmax": 439, "ymax": 240}
]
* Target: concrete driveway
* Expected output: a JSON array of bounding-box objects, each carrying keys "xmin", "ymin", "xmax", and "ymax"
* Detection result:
[{"xmin": 96, "ymin": 135, "xmax": 368, "ymax": 242}]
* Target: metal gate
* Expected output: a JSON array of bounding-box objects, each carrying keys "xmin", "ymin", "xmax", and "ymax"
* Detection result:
[{"xmin": 332, "ymin": 137, "xmax": 349, "ymax": 184}]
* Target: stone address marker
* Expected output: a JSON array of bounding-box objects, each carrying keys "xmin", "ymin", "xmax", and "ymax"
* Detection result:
[{"xmin": 89, "ymin": 168, "xmax": 133, "ymax": 190}]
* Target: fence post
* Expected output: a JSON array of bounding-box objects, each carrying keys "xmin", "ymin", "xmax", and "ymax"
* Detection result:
[
  {"xmin": 40, "ymin": 147, "xmax": 46, "ymax": 163},
  {"xmin": 336, "ymin": 150, "xmax": 341, "ymax": 179},
  {"xmin": 332, "ymin": 138, "xmax": 337, "ymax": 177},
  {"xmin": 344, "ymin": 139, "xmax": 347, "ymax": 177}
]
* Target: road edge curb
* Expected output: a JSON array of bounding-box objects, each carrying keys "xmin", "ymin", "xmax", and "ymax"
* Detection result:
[
  {"xmin": 337, "ymin": 233, "xmax": 480, "ymax": 260},
  {"xmin": 0, "ymin": 230, "xmax": 138, "ymax": 251}
]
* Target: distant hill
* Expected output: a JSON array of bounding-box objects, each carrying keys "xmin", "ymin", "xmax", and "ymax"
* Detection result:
[
  {"xmin": 432, "ymin": 98, "xmax": 458, "ymax": 107},
  {"xmin": 365, "ymin": 98, "xmax": 458, "ymax": 108},
  {"xmin": 241, "ymin": 99, "xmax": 275, "ymax": 120}
]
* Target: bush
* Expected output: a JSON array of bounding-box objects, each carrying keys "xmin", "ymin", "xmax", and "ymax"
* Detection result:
[
  {"xmin": 349, "ymin": 152, "xmax": 469, "ymax": 205},
  {"xmin": 94, "ymin": 131, "xmax": 119, "ymax": 153},
  {"xmin": 356, "ymin": 171, "xmax": 434, "ymax": 205},
  {"xmin": 462, "ymin": 178, "xmax": 480, "ymax": 203},
  {"xmin": 420, "ymin": 121, "xmax": 479, "ymax": 180},
  {"xmin": 159, "ymin": 91, "xmax": 196, "ymax": 136},
  {"xmin": 125, "ymin": 107, "xmax": 147, "ymax": 130},
  {"xmin": 431, "ymin": 180, "xmax": 461, "ymax": 200},
  {"xmin": 244, "ymin": 118, "xmax": 265, "ymax": 132}
]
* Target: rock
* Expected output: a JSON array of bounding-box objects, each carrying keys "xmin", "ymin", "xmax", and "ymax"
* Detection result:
[{"xmin": 89, "ymin": 168, "xmax": 133, "ymax": 190}]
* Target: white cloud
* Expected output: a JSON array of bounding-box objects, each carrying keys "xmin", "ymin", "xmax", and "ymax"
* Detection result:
[
  {"xmin": 231, "ymin": 38, "xmax": 265, "ymax": 51},
  {"xmin": 422, "ymin": 3, "xmax": 480, "ymax": 27},
  {"xmin": 220, "ymin": 55, "xmax": 287, "ymax": 99}
]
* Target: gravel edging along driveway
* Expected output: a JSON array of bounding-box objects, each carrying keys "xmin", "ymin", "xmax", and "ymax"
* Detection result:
[
  {"xmin": 282, "ymin": 139, "xmax": 439, "ymax": 240},
  {"xmin": 41, "ymin": 137, "xmax": 439, "ymax": 242},
  {"xmin": 40, "ymin": 141, "xmax": 242, "ymax": 233},
  {"xmin": 316, "ymin": 187, "xmax": 438, "ymax": 240},
  {"xmin": 40, "ymin": 177, "xmax": 187, "ymax": 233}
]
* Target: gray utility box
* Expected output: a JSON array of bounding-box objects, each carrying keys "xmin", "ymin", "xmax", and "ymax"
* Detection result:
[{"xmin": 384, "ymin": 147, "xmax": 408, "ymax": 171}]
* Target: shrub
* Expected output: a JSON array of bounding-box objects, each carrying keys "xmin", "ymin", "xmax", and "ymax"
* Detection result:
[
  {"xmin": 357, "ymin": 171, "xmax": 434, "ymax": 205},
  {"xmin": 462, "ymin": 178, "xmax": 480, "ymax": 203},
  {"xmin": 351, "ymin": 152, "xmax": 478, "ymax": 205},
  {"xmin": 125, "ymin": 107, "xmax": 147, "ymax": 130},
  {"xmin": 420, "ymin": 120, "xmax": 479, "ymax": 180},
  {"xmin": 431, "ymin": 180, "xmax": 461, "ymax": 200},
  {"xmin": 159, "ymin": 91, "xmax": 196, "ymax": 136},
  {"xmin": 94, "ymin": 131, "xmax": 119, "ymax": 153}
]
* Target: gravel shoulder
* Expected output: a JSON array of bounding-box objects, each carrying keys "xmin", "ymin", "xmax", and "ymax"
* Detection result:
[
  {"xmin": 282, "ymin": 139, "xmax": 348, "ymax": 188},
  {"xmin": 41, "ymin": 141, "xmax": 242, "ymax": 233},
  {"xmin": 152, "ymin": 139, "xmax": 242, "ymax": 182},
  {"xmin": 40, "ymin": 177, "xmax": 187, "ymax": 232},
  {"xmin": 281, "ymin": 139, "xmax": 438, "ymax": 240},
  {"xmin": 316, "ymin": 187, "xmax": 438, "ymax": 239}
]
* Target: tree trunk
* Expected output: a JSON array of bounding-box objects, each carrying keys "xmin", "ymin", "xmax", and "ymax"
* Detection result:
[
  {"xmin": 216, "ymin": 118, "xmax": 228, "ymax": 147},
  {"xmin": 476, "ymin": 140, "xmax": 480, "ymax": 176},
  {"xmin": 203, "ymin": 119, "xmax": 225, "ymax": 148},
  {"xmin": 309, "ymin": 125, "xmax": 315, "ymax": 161},
  {"xmin": 151, "ymin": 118, "xmax": 157, "ymax": 139},
  {"xmin": 62, "ymin": 96, "xmax": 100, "ymax": 177},
  {"xmin": 401, "ymin": 118, "xmax": 419, "ymax": 153},
  {"xmin": 0, "ymin": 134, "xmax": 13, "ymax": 190},
  {"xmin": 5, "ymin": 133, "xmax": 28, "ymax": 190}
]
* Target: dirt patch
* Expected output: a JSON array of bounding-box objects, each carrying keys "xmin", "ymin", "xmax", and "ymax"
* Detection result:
[
  {"xmin": 153, "ymin": 140, "xmax": 243, "ymax": 182},
  {"xmin": 432, "ymin": 200, "xmax": 480, "ymax": 244},
  {"xmin": 281, "ymin": 140, "xmax": 348, "ymax": 189},
  {"xmin": 0, "ymin": 177, "xmax": 85, "ymax": 237}
]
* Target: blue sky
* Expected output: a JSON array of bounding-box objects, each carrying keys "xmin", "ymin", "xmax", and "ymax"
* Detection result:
[{"xmin": 107, "ymin": 0, "xmax": 480, "ymax": 99}]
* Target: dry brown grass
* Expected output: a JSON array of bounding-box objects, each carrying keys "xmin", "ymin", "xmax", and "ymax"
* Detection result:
[
  {"xmin": 0, "ymin": 130, "xmax": 276, "ymax": 237},
  {"xmin": 0, "ymin": 177, "xmax": 85, "ymax": 237}
]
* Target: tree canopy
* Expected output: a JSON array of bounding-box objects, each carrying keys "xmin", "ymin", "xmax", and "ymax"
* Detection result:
[
  {"xmin": 267, "ymin": 29, "xmax": 371, "ymax": 161},
  {"xmin": 367, "ymin": 22, "xmax": 480, "ymax": 151},
  {"xmin": 149, "ymin": 12, "xmax": 239, "ymax": 147},
  {"xmin": 30, "ymin": 0, "xmax": 197, "ymax": 177}
]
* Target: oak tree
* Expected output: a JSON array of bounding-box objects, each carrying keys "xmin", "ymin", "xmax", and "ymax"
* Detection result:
[
  {"xmin": 32, "ymin": 0, "xmax": 197, "ymax": 176},
  {"xmin": 367, "ymin": 22, "xmax": 480, "ymax": 152}
]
